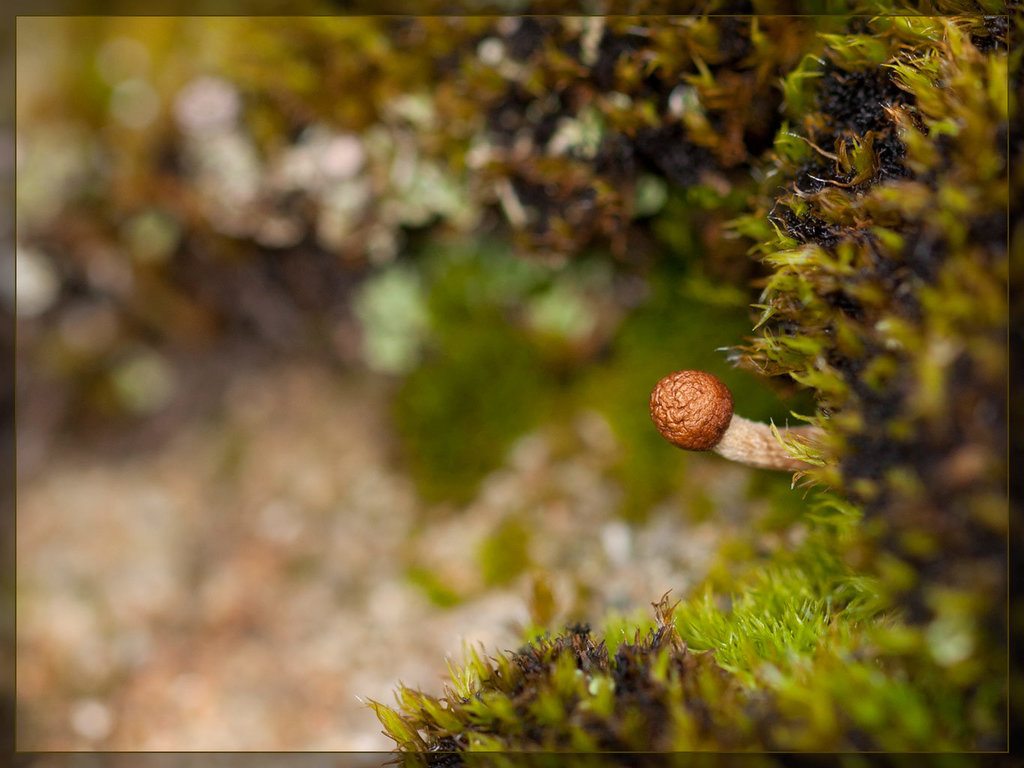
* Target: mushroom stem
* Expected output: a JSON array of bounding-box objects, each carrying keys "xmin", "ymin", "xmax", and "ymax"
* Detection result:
[{"xmin": 713, "ymin": 415, "xmax": 822, "ymax": 471}]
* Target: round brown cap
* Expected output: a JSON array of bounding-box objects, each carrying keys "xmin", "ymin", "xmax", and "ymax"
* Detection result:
[{"xmin": 649, "ymin": 370, "xmax": 734, "ymax": 451}]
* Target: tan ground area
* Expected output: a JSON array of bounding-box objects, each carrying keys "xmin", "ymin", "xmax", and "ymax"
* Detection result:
[{"xmin": 17, "ymin": 359, "xmax": 735, "ymax": 750}]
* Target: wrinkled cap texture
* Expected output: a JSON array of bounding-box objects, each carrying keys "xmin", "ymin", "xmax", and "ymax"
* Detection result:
[{"xmin": 649, "ymin": 370, "xmax": 734, "ymax": 451}]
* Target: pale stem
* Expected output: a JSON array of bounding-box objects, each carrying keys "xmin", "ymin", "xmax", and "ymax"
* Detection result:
[{"xmin": 713, "ymin": 415, "xmax": 824, "ymax": 471}]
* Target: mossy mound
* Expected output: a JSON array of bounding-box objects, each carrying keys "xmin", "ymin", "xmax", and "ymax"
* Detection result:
[
  {"xmin": 741, "ymin": 11, "xmax": 1007, "ymax": 691},
  {"xmin": 370, "ymin": 595, "xmax": 793, "ymax": 756},
  {"xmin": 370, "ymin": 8, "xmax": 1011, "ymax": 757},
  {"xmin": 372, "ymin": 548, "xmax": 994, "ymax": 755}
]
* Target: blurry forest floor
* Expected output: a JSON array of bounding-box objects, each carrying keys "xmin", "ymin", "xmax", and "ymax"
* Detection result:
[{"xmin": 16, "ymin": 350, "xmax": 745, "ymax": 750}]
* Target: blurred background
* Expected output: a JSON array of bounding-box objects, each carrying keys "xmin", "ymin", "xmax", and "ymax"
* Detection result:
[{"xmin": 14, "ymin": 16, "xmax": 818, "ymax": 750}]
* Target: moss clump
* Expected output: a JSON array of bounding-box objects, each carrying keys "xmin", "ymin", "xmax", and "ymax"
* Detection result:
[
  {"xmin": 446, "ymin": 14, "xmax": 824, "ymax": 260},
  {"xmin": 741, "ymin": 13, "xmax": 1007, "ymax": 700},
  {"xmin": 369, "ymin": 594, "xmax": 782, "ymax": 756},
  {"xmin": 374, "ymin": 490, "xmax": 1000, "ymax": 754},
  {"xmin": 371, "ymin": 8, "xmax": 1011, "ymax": 756}
]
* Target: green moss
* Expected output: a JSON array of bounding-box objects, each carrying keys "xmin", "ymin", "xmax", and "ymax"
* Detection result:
[
  {"xmin": 19, "ymin": 9, "xmax": 1011, "ymax": 756},
  {"xmin": 390, "ymin": 241, "xmax": 570, "ymax": 504},
  {"xmin": 375, "ymin": 482, "xmax": 997, "ymax": 753},
  {"xmin": 477, "ymin": 518, "xmax": 533, "ymax": 588},
  {"xmin": 371, "ymin": 10, "xmax": 1010, "ymax": 756},
  {"xmin": 748, "ymin": 14, "xmax": 1007, "ymax": 645},
  {"xmin": 371, "ymin": 595, "xmax": 775, "ymax": 753},
  {"xmin": 373, "ymin": 566, "xmax": 944, "ymax": 754},
  {"xmin": 394, "ymin": 323, "xmax": 551, "ymax": 505},
  {"xmin": 407, "ymin": 566, "xmax": 464, "ymax": 609}
]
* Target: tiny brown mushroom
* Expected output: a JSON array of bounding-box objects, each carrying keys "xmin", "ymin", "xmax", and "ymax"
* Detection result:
[{"xmin": 649, "ymin": 370, "xmax": 821, "ymax": 471}]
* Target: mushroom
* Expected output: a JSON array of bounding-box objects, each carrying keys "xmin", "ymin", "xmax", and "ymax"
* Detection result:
[{"xmin": 649, "ymin": 370, "xmax": 821, "ymax": 471}]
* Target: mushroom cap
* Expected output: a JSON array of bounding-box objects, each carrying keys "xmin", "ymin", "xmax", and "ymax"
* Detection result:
[{"xmin": 649, "ymin": 370, "xmax": 734, "ymax": 451}]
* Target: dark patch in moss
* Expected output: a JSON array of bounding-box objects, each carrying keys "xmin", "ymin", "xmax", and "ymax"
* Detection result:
[
  {"xmin": 715, "ymin": 17, "xmax": 753, "ymax": 67},
  {"xmin": 504, "ymin": 16, "xmax": 545, "ymax": 61},
  {"xmin": 513, "ymin": 625, "xmax": 610, "ymax": 686},
  {"xmin": 901, "ymin": 226, "xmax": 946, "ymax": 283},
  {"xmin": 741, "ymin": 88, "xmax": 787, "ymax": 158},
  {"xmin": 816, "ymin": 64, "xmax": 911, "ymax": 136},
  {"xmin": 967, "ymin": 210, "xmax": 1009, "ymax": 254},
  {"xmin": 591, "ymin": 29, "xmax": 648, "ymax": 91},
  {"xmin": 634, "ymin": 123, "xmax": 713, "ymax": 188},
  {"xmin": 863, "ymin": 249, "xmax": 923, "ymax": 322},
  {"xmin": 918, "ymin": 132, "xmax": 957, "ymax": 188},
  {"xmin": 708, "ymin": 0, "xmax": 756, "ymax": 13},
  {"xmin": 792, "ymin": 159, "xmax": 839, "ymax": 195},
  {"xmin": 155, "ymin": 137, "xmax": 184, "ymax": 177},
  {"xmin": 565, "ymin": 621, "xmax": 591, "ymax": 636},
  {"xmin": 773, "ymin": 204, "xmax": 840, "ymax": 246},
  {"xmin": 823, "ymin": 290, "xmax": 863, "ymax": 319},
  {"xmin": 559, "ymin": 34, "xmax": 582, "ymax": 62},
  {"xmin": 422, "ymin": 736, "xmax": 463, "ymax": 767},
  {"xmin": 995, "ymin": 121, "xmax": 1009, "ymax": 171},
  {"xmin": 594, "ymin": 133, "xmax": 638, "ymax": 179},
  {"xmin": 971, "ymin": 15, "xmax": 1009, "ymax": 52},
  {"xmin": 509, "ymin": 174, "xmax": 572, "ymax": 236},
  {"xmin": 485, "ymin": 86, "xmax": 541, "ymax": 147},
  {"xmin": 873, "ymin": 131, "xmax": 910, "ymax": 181}
]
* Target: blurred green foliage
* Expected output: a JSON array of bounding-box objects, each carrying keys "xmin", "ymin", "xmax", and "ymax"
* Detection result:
[
  {"xmin": 477, "ymin": 517, "xmax": 533, "ymax": 587},
  {"xmin": 406, "ymin": 566, "xmax": 464, "ymax": 609},
  {"xmin": 18, "ymin": 13, "xmax": 819, "ymax": 432},
  {"xmin": 384, "ymin": 236, "xmax": 812, "ymax": 515},
  {"xmin": 391, "ymin": 241, "xmax": 557, "ymax": 505}
]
